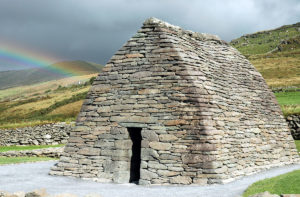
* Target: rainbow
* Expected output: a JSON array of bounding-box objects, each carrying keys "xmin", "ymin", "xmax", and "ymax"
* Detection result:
[{"xmin": 0, "ymin": 43, "xmax": 77, "ymax": 76}]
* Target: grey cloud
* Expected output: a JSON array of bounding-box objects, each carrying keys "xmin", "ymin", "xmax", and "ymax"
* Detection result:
[{"xmin": 0, "ymin": 0, "xmax": 299, "ymax": 70}]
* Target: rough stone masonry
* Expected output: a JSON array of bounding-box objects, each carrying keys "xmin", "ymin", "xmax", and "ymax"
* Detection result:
[
  {"xmin": 50, "ymin": 18, "xmax": 300, "ymax": 185},
  {"xmin": 0, "ymin": 122, "xmax": 71, "ymax": 146}
]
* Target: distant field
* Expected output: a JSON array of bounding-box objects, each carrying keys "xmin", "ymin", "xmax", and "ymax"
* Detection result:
[
  {"xmin": 0, "ymin": 74, "xmax": 96, "ymax": 101},
  {"xmin": 230, "ymin": 22, "xmax": 300, "ymax": 88},
  {"xmin": 231, "ymin": 22, "xmax": 300, "ymax": 56},
  {"xmin": 0, "ymin": 144, "xmax": 64, "ymax": 152},
  {"xmin": 250, "ymin": 53, "xmax": 300, "ymax": 88},
  {"xmin": 0, "ymin": 156, "xmax": 56, "ymax": 165},
  {"xmin": 295, "ymin": 140, "xmax": 300, "ymax": 152},
  {"xmin": 0, "ymin": 74, "xmax": 96, "ymax": 129},
  {"xmin": 274, "ymin": 91, "xmax": 300, "ymax": 116}
]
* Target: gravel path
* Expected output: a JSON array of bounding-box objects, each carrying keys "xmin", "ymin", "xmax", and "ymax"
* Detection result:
[{"xmin": 0, "ymin": 161, "xmax": 299, "ymax": 197}]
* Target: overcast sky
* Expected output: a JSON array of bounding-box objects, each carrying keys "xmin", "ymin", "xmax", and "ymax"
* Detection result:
[{"xmin": 0, "ymin": 0, "xmax": 300, "ymax": 71}]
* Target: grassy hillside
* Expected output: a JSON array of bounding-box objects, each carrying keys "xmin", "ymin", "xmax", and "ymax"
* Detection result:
[
  {"xmin": 0, "ymin": 74, "xmax": 96, "ymax": 129},
  {"xmin": 0, "ymin": 60, "xmax": 103, "ymax": 90},
  {"xmin": 230, "ymin": 22, "xmax": 300, "ymax": 88},
  {"xmin": 275, "ymin": 91, "xmax": 300, "ymax": 116},
  {"xmin": 231, "ymin": 22, "xmax": 300, "ymax": 56}
]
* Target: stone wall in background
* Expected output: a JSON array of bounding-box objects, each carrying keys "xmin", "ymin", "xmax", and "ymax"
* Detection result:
[
  {"xmin": 0, "ymin": 122, "xmax": 73, "ymax": 146},
  {"xmin": 0, "ymin": 147, "xmax": 63, "ymax": 158},
  {"xmin": 286, "ymin": 115, "xmax": 300, "ymax": 140}
]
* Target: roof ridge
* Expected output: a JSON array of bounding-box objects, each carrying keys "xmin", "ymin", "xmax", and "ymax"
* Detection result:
[{"xmin": 143, "ymin": 17, "xmax": 223, "ymax": 42}]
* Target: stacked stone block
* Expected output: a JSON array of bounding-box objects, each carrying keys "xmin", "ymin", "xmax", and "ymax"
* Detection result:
[
  {"xmin": 50, "ymin": 18, "xmax": 299, "ymax": 185},
  {"xmin": 0, "ymin": 122, "xmax": 71, "ymax": 146}
]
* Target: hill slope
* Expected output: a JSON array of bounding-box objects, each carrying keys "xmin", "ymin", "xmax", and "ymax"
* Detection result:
[
  {"xmin": 0, "ymin": 74, "xmax": 97, "ymax": 128},
  {"xmin": 231, "ymin": 22, "xmax": 300, "ymax": 56},
  {"xmin": 0, "ymin": 60, "xmax": 103, "ymax": 90},
  {"xmin": 230, "ymin": 22, "xmax": 300, "ymax": 88}
]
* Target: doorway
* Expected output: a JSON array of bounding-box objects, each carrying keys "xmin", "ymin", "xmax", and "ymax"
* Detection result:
[{"xmin": 127, "ymin": 127, "xmax": 142, "ymax": 184}]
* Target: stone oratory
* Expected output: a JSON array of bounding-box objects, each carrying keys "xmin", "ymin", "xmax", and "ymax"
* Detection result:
[{"xmin": 50, "ymin": 18, "xmax": 299, "ymax": 185}]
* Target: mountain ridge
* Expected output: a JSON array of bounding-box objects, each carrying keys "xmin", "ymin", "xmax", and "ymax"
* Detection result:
[
  {"xmin": 230, "ymin": 21, "xmax": 300, "ymax": 88},
  {"xmin": 230, "ymin": 21, "xmax": 300, "ymax": 56},
  {"xmin": 0, "ymin": 60, "xmax": 103, "ymax": 90}
]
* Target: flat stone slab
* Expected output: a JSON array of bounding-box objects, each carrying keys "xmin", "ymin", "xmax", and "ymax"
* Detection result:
[{"xmin": 0, "ymin": 161, "xmax": 299, "ymax": 197}]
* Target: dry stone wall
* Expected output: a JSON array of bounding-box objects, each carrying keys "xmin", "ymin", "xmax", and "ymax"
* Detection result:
[
  {"xmin": 286, "ymin": 115, "xmax": 300, "ymax": 140},
  {"xmin": 0, "ymin": 122, "xmax": 72, "ymax": 146},
  {"xmin": 50, "ymin": 18, "xmax": 299, "ymax": 185}
]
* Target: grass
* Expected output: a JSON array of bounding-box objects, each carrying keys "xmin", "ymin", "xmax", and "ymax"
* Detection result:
[
  {"xmin": 0, "ymin": 74, "xmax": 96, "ymax": 101},
  {"xmin": 231, "ymin": 23, "xmax": 300, "ymax": 56},
  {"xmin": 0, "ymin": 156, "xmax": 57, "ymax": 165},
  {"xmin": 295, "ymin": 140, "xmax": 300, "ymax": 153},
  {"xmin": 49, "ymin": 100, "xmax": 83, "ymax": 116},
  {"xmin": 243, "ymin": 169, "xmax": 300, "ymax": 196},
  {"xmin": 274, "ymin": 91, "xmax": 300, "ymax": 116},
  {"xmin": 0, "ymin": 120, "xmax": 70, "ymax": 130},
  {"xmin": 274, "ymin": 91, "xmax": 300, "ymax": 105},
  {"xmin": 0, "ymin": 144, "xmax": 65, "ymax": 152},
  {"xmin": 0, "ymin": 74, "xmax": 93, "ymax": 129},
  {"xmin": 250, "ymin": 54, "xmax": 300, "ymax": 88}
]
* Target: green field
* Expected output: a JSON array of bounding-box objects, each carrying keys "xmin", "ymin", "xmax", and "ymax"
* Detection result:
[
  {"xmin": 0, "ymin": 144, "xmax": 63, "ymax": 165},
  {"xmin": 274, "ymin": 91, "xmax": 300, "ymax": 105},
  {"xmin": 274, "ymin": 91, "xmax": 300, "ymax": 116},
  {"xmin": 295, "ymin": 140, "xmax": 300, "ymax": 152},
  {"xmin": 0, "ymin": 156, "xmax": 56, "ymax": 165},
  {"xmin": 0, "ymin": 144, "xmax": 64, "ymax": 152},
  {"xmin": 243, "ymin": 169, "xmax": 300, "ymax": 196},
  {"xmin": 231, "ymin": 22, "xmax": 300, "ymax": 56}
]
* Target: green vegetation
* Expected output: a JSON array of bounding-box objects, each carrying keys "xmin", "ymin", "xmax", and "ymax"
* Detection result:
[
  {"xmin": 250, "ymin": 55, "xmax": 300, "ymax": 88},
  {"xmin": 243, "ymin": 169, "xmax": 300, "ymax": 197},
  {"xmin": 0, "ymin": 90, "xmax": 87, "ymax": 127},
  {"xmin": 231, "ymin": 22, "xmax": 300, "ymax": 56},
  {"xmin": 0, "ymin": 74, "xmax": 96, "ymax": 129},
  {"xmin": 230, "ymin": 22, "xmax": 300, "ymax": 88},
  {"xmin": 0, "ymin": 144, "xmax": 64, "ymax": 152},
  {"xmin": 29, "ymin": 91, "xmax": 88, "ymax": 117},
  {"xmin": 295, "ymin": 140, "xmax": 300, "ymax": 153},
  {"xmin": 274, "ymin": 91, "xmax": 300, "ymax": 116},
  {"xmin": 0, "ymin": 156, "xmax": 57, "ymax": 165},
  {"xmin": 274, "ymin": 91, "xmax": 300, "ymax": 105}
]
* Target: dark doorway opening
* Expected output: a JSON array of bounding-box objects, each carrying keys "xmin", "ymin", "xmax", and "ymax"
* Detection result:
[{"xmin": 128, "ymin": 127, "xmax": 142, "ymax": 184}]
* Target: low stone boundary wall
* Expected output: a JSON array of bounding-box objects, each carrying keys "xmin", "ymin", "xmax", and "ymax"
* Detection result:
[
  {"xmin": 0, "ymin": 122, "xmax": 73, "ymax": 146},
  {"xmin": 0, "ymin": 147, "xmax": 64, "ymax": 158},
  {"xmin": 286, "ymin": 115, "xmax": 300, "ymax": 140}
]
